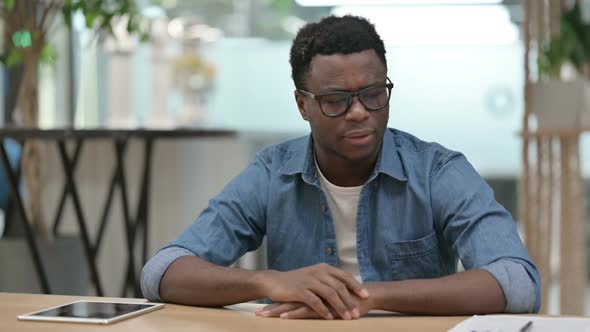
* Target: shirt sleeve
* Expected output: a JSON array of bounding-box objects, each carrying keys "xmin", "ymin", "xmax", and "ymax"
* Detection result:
[
  {"xmin": 430, "ymin": 153, "xmax": 541, "ymax": 313},
  {"xmin": 480, "ymin": 259, "xmax": 537, "ymax": 313},
  {"xmin": 140, "ymin": 247, "xmax": 196, "ymax": 301},
  {"xmin": 165, "ymin": 155, "xmax": 270, "ymax": 265},
  {"xmin": 141, "ymin": 154, "xmax": 271, "ymax": 301}
]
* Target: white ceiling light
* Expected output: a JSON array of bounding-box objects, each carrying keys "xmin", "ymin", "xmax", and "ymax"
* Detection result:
[{"xmin": 296, "ymin": 0, "xmax": 502, "ymax": 6}]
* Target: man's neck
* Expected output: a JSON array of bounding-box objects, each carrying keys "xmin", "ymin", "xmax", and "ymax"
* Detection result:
[{"xmin": 315, "ymin": 153, "xmax": 378, "ymax": 187}]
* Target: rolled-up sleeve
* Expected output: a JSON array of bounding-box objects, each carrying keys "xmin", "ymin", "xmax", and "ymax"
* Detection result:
[
  {"xmin": 430, "ymin": 153, "xmax": 540, "ymax": 313},
  {"xmin": 480, "ymin": 259, "xmax": 537, "ymax": 313},
  {"xmin": 141, "ymin": 247, "xmax": 196, "ymax": 301}
]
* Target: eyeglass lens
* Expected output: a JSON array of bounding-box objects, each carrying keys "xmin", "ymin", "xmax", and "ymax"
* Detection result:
[{"xmin": 318, "ymin": 85, "xmax": 390, "ymax": 116}]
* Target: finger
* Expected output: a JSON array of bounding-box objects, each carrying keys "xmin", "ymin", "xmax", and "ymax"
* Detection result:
[
  {"xmin": 320, "ymin": 276, "xmax": 357, "ymax": 315},
  {"xmin": 280, "ymin": 306, "xmax": 322, "ymax": 320},
  {"xmin": 301, "ymin": 289, "xmax": 333, "ymax": 320},
  {"xmin": 257, "ymin": 303, "xmax": 303, "ymax": 317},
  {"xmin": 328, "ymin": 267, "xmax": 369, "ymax": 299},
  {"xmin": 351, "ymin": 307, "xmax": 361, "ymax": 319},
  {"xmin": 308, "ymin": 283, "xmax": 351, "ymax": 320},
  {"xmin": 256, "ymin": 302, "xmax": 281, "ymax": 313}
]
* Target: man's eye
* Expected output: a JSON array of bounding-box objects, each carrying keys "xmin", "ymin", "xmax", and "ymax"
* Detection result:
[
  {"xmin": 363, "ymin": 88, "xmax": 386, "ymax": 97},
  {"xmin": 322, "ymin": 96, "xmax": 348, "ymax": 104},
  {"xmin": 363, "ymin": 92, "xmax": 382, "ymax": 98}
]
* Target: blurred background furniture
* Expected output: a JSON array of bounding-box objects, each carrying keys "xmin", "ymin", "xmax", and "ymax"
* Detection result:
[
  {"xmin": 0, "ymin": 138, "xmax": 21, "ymax": 234},
  {"xmin": 0, "ymin": 127, "xmax": 235, "ymax": 297},
  {"xmin": 521, "ymin": 0, "xmax": 590, "ymax": 315}
]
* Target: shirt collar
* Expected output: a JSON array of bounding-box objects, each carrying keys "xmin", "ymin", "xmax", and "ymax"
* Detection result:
[
  {"xmin": 375, "ymin": 129, "xmax": 407, "ymax": 182},
  {"xmin": 278, "ymin": 128, "xmax": 407, "ymax": 183},
  {"xmin": 278, "ymin": 135, "xmax": 318, "ymax": 185}
]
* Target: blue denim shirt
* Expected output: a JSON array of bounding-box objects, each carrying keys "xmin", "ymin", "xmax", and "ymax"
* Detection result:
[{"xmin": 141, "ymin": 128, "xmax": 540, "ymax": 313}]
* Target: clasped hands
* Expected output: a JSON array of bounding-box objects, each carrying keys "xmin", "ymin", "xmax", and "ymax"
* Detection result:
[{"xmin": 254, "ymin": 263, "xmax": 373, "ymax": 320}]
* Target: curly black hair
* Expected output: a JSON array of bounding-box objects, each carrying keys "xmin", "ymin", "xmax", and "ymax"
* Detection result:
[{"xmin": 289, "ymin": 15, "xmax": 387, "ymax": 90}]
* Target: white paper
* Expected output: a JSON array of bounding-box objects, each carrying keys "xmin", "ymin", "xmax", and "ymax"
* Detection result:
[{"xmin": 449, "ymin": 314, "xmax": 590, "ymax": 332}]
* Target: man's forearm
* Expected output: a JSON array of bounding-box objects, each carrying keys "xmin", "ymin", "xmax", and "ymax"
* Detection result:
[
  {"xmin": 160, "ymin": 257, "xmax": 368, "ymax": 320},
  {"xmin": 367, "ymin": 269, "xmax": 506, "ymax": 315},
  {"xmin": 160, "ymin": 256, "xmax": 266, "ymax": 306}
]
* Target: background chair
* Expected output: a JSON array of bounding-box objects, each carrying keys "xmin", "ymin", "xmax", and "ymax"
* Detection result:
[{"xmin": 0, "ymin": 138, "xmax": 22, "ymax": 238}]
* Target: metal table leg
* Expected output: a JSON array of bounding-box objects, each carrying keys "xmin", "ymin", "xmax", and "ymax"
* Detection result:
[
  {"xmin": 94, "ymin": 155, "xmax": 121, "ymax": 256},
  {"xmin": 56, "ymin": 139, "xmax": 104, "ymax": 296},
  {"xmin": 0, "ymin": 140, "xmax": 51, "ymax": 294},
  {"xmin": 52, "ymin": 140, "xmax": 83, "ymax": 236},
  {"xmin": 111, "ymin": 139, "xmax": 140, "ymax": 297},
  {"xmin": 121, "ymin": 138, "xmax": 154, "ymax": 297},
  {"xmin": 140, "ymin": 138, "xmax": 154, "ymax": 267}
]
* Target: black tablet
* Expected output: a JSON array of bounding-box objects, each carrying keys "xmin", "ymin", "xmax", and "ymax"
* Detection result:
[{"xmin": 17, "ymin": 300, "xmax": 165, "ymax": 324}]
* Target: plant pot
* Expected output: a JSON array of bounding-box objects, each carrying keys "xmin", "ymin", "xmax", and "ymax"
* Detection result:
[
  {"xmin": 530, "ymin": 79, "xmax": 590, "ymax": 130},
  {"xmin": 0, "ymin": 236, "xmax": 89, "ymax": 295}
]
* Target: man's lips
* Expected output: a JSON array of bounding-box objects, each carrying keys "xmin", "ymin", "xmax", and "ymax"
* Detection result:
[
  {"xmin": 342, "ymin": 129, "xmax": 375, "ymax": 147},
  {"xmin": 343, "ymin": 129, "xmax": 374, "ymax": 138}
]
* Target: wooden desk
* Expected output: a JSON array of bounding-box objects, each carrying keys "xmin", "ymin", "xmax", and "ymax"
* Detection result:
[{"xmin": 1, "ymin": 293, "xmax": 467, "ymax": 331}]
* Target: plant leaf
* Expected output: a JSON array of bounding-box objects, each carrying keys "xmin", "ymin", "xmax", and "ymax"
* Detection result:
[
  {"xmin": 127, "ymin": 17, "xmax": 138, "ymax": 33},
  {"xmin": 5, "ymin": 0, "xmax": 15, "ymax": 10},
  {"xmin": 538, "ymin": 2, "xmax": 590, "ymax": 78},
  {"xmin": 85, "ymin": 11, "xmax": 99, "ymax": 28},
  {"xmin": 12, "ymin": 29, "xmax": 32, "ymax": 48},
  {"xmin": 5, "ymin": 48, "xmax": 23, "ymax": 67},
  {"xmin": 60, "ymin": 0, "xmax": 148, "ymax": 45},
  {"xmin": 271, "ymin": 0, "xmax": 290, "ymax": 14},
  {"xmin": 140, "ymin": 32, "xmax": 150, "ymax": 42},
  {"xmin": 62, "ymin": 5, "xmax": 72, "ymax": 27},
  {"xmin": 40, "ymin": 44, "xmax": 56, "ymax": 63}
]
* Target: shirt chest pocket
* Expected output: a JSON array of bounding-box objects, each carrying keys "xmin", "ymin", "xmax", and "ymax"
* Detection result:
[{"xmin": 386, "ymin": 232, "xmax": 442, "ymax": 281}]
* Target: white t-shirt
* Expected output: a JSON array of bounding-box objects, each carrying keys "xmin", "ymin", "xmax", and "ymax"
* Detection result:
[{"xmin": 316, "ymin": 161, "xmax": 362, "ymax": 281}]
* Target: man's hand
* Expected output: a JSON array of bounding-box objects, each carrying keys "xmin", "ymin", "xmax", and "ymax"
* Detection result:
[
  {"xmin": 255, "ymin": 293, "xmax": 373, "ymax": 320},
  {"xmin": 255, "ymin": 263, "xmax": 369, "ymax": 320}
]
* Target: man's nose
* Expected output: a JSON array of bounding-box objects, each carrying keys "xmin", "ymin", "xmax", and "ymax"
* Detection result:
[{"xmin": 345, "ymin": 96, "xmax": 369, "ymax": 121}]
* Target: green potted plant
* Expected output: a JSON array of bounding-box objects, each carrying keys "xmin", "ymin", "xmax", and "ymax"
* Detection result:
[
  {"xmin": 532, "ymin": 2, "xmax": 590, "ymax": 131},
  {"xmin": 0, "ymin": 0, "xmax": 148, "ymax": 233}
]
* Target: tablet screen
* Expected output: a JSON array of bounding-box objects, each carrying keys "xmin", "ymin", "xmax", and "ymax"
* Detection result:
[{"xmin": 18, "ymin": 300, "xmax": 164, "ymax": 324}]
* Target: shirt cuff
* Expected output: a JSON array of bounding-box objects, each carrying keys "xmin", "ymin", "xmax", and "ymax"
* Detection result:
[
  {"xmin": 480, "ymin": 259, "xmax": 536, "ymax": 313},
  {"xmin": 140, "ymin": 246, "xmax": 196, "ymax": 301}
]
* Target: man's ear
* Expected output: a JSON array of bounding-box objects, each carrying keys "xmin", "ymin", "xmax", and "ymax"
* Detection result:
[{"xmin": 294, "ymin": 90, "xmax": 309, "ymax": 121}]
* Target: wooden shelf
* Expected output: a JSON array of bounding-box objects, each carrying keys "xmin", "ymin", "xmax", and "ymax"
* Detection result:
[{"xmin": 519, "ymin": 127, "xmax": 590, "ymax": 138}]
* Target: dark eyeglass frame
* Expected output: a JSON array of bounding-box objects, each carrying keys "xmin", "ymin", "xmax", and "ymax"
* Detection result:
[{"xmin": 296, "ymin": 77, "xmax": 394, "ymax": 117}]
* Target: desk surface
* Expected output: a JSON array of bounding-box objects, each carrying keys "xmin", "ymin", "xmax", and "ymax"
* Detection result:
[{"xmin": 1, "ymin": 293, "xmax": 467, "ymax": 331}]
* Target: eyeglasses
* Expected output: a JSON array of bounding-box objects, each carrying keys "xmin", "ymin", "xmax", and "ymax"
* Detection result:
[{"xmin": 297, "ymin": 77, "xmax": 394, "ymax": 117}]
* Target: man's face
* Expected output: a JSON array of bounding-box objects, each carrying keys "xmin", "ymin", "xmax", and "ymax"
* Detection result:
[{"xmin": 296, "ymin": 49, "xmax": 389, "ymax": 166}]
